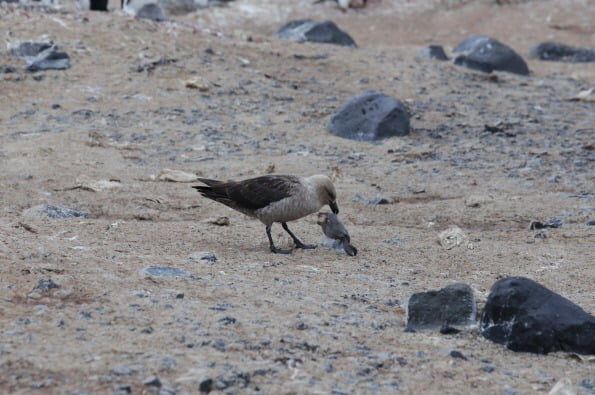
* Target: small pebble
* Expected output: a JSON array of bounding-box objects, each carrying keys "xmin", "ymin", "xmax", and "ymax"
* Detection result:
[
  {"xmin": 218, "ymin": 316, "xmax": 237, "ymax": 325},
  {"xmin": 187, "ymin": 251, "xmax": 217, "ymax": 264},
  {"xmin": 35, "ymin": 279, "xmax": 59, "ymax": 291},
  {"xmin": 214, "ymin": 378, "xmax": 228, "ymax": 390},
  {"xmin": 159, "ymin": 385, "xmax": 178, "ymax": 395},
  {"xmin": 34, "ymin": 305, "xmax": 49, "ymax": 314},
  {"xmin": 113, "ymin": 384, "xmax": 132, "ymax": 394},
  {"xmin": 449, "ymin": 350, "xmax": 467, "ymax": 360},
  {"xmin": 198, "ymin": 378, "xmax": 213, "ymax": 393},
  {"xmin": 143, "ymin": 375, "xmax": 162, "ymax": 387},
  {"xmin": 132, "ymin": 290, "xmax": 150, "ymax": 298},
  {"xmin": 28, "ymin": 292, "xmax": 42, "ymax": 300},
  {"xmin": 0, "ymin": 65, "xmax": 18, "ymax": 73},
  {"xmin": 211, "ymin": 339, "xmax": 226, "ymax": 352},
  {"xmin": 503, "ymin": 385, "xmax": 517, "ymax": 395},
  {"xmin": 54, "ymin": 289, "xmax": 73, "ymax": 299},
  {"xmin": 160, "ymin": 356, "xmax": 177, "ymax": 371},
  {"xmin": 581, "ymin": 379, "xmax": 595, "ymax": 390},
  {"xmin": 112, "ymin": 364, "xmax": 132, "ymax": 376}
]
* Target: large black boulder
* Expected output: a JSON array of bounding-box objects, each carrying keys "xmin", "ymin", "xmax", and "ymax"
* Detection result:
[
  {"xmin": 481, "ymin": 277, "xmax": 595, "ymax": 355},
  {"xmin": 276, "ymin": 19, "xmax": 357, "ymax": 47},
  {"xmin": 452, "ymin": 35, "xmax": 529, "ymax": 75},
  {"xmin": 89, "ymin": 0, "xmax": 108, "ymax": 10},
  {"xmin": 327, "ymin": 90, "xmax": 410, "ymax": 142},
  {"xmin": 529, "ymin": 42, "xmax": 595, "ymax": 63},
  {"xmin": 406, "ymin": 283, "xmax": 476, "ymax": 331}
]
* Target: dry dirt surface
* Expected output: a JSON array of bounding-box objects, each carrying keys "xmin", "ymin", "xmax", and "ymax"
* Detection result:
[{"xmin": 1, "ymin": 0, "xmax": 595, "ymax": 393}]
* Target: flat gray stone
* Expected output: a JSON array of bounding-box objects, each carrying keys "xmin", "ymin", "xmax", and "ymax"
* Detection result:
[
  {"xmin": 23, "ymin": 204, "xmax": 89, "ymax": 219},
  {"xmin": 140, "ymin": 266, "xmax": 189, "ymax": 277},
  {"xmin": 406, "ymin": 283, "xmax": 476, "ymax": 331},
  {"xmin": 25, "ymin": 49, "xmax": 71, "ymax": 72}
]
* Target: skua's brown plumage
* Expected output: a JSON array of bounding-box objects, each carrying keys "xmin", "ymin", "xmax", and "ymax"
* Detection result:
[{"xmin": 193, "ymin": 174, "xmax": 339, "ymax": 254}]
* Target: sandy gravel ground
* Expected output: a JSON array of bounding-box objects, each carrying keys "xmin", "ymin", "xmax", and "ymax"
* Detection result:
[{"xmin": 1, "ymin": 0, "xmax": 594, "ymax": 393}]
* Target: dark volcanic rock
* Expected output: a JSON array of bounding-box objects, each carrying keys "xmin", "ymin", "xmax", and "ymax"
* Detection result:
[
  {"xmin": 23, "ymin": 204, "xmax": 89, "ymax": 219},
  {"xmin": 10, "ymin": 41, "xmax": 54, "ymax": 57},
  {"xmin": 199, "ymin": 378, "xmax": 213, "ymax": 393},
  {"xmin": 90, "ymin": 0, "xmax": 108, "ymax": 11},
  {"xmin": 136, "ymin": 3, "xmax": 167, "ymax": 22},
  {"xmin": 406, "ymin": 283, "xmax": 476, "ymax": 331},
  {"xmin": 529, "ymin": 42, "xmax": 595, "ymax": 63},
  {"xmin": 25, "ymin": 48, "xmax": 71, "ymax": 72},
  {"xmin": 452, "ymin": 35, "xmax": 529, "ymax": 75},
  {"xmin": 276, "ymin": 19, "xmax": 357, "ymax": 47},
  {"xmin": 480, "ymin": 276, "xmax": 595, "ymax": 355},
  {"xmin": 328, "ymin": 90, "xmax": 410, "ymax": 141},
  {"xmin": 417, "ymin": 45, "xmax": 449, "ymax": 61}
]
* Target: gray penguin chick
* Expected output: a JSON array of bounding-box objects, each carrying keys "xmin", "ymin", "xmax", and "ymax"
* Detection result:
[{"xmin": 317, "ymin": 212, "xmax": 357, "ymax": 256}]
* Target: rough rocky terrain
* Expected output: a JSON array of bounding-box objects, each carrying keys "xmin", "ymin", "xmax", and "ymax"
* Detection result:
[{"xmin": 1, "ymin": 0, "xmax": 594, "ymax": 393}]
